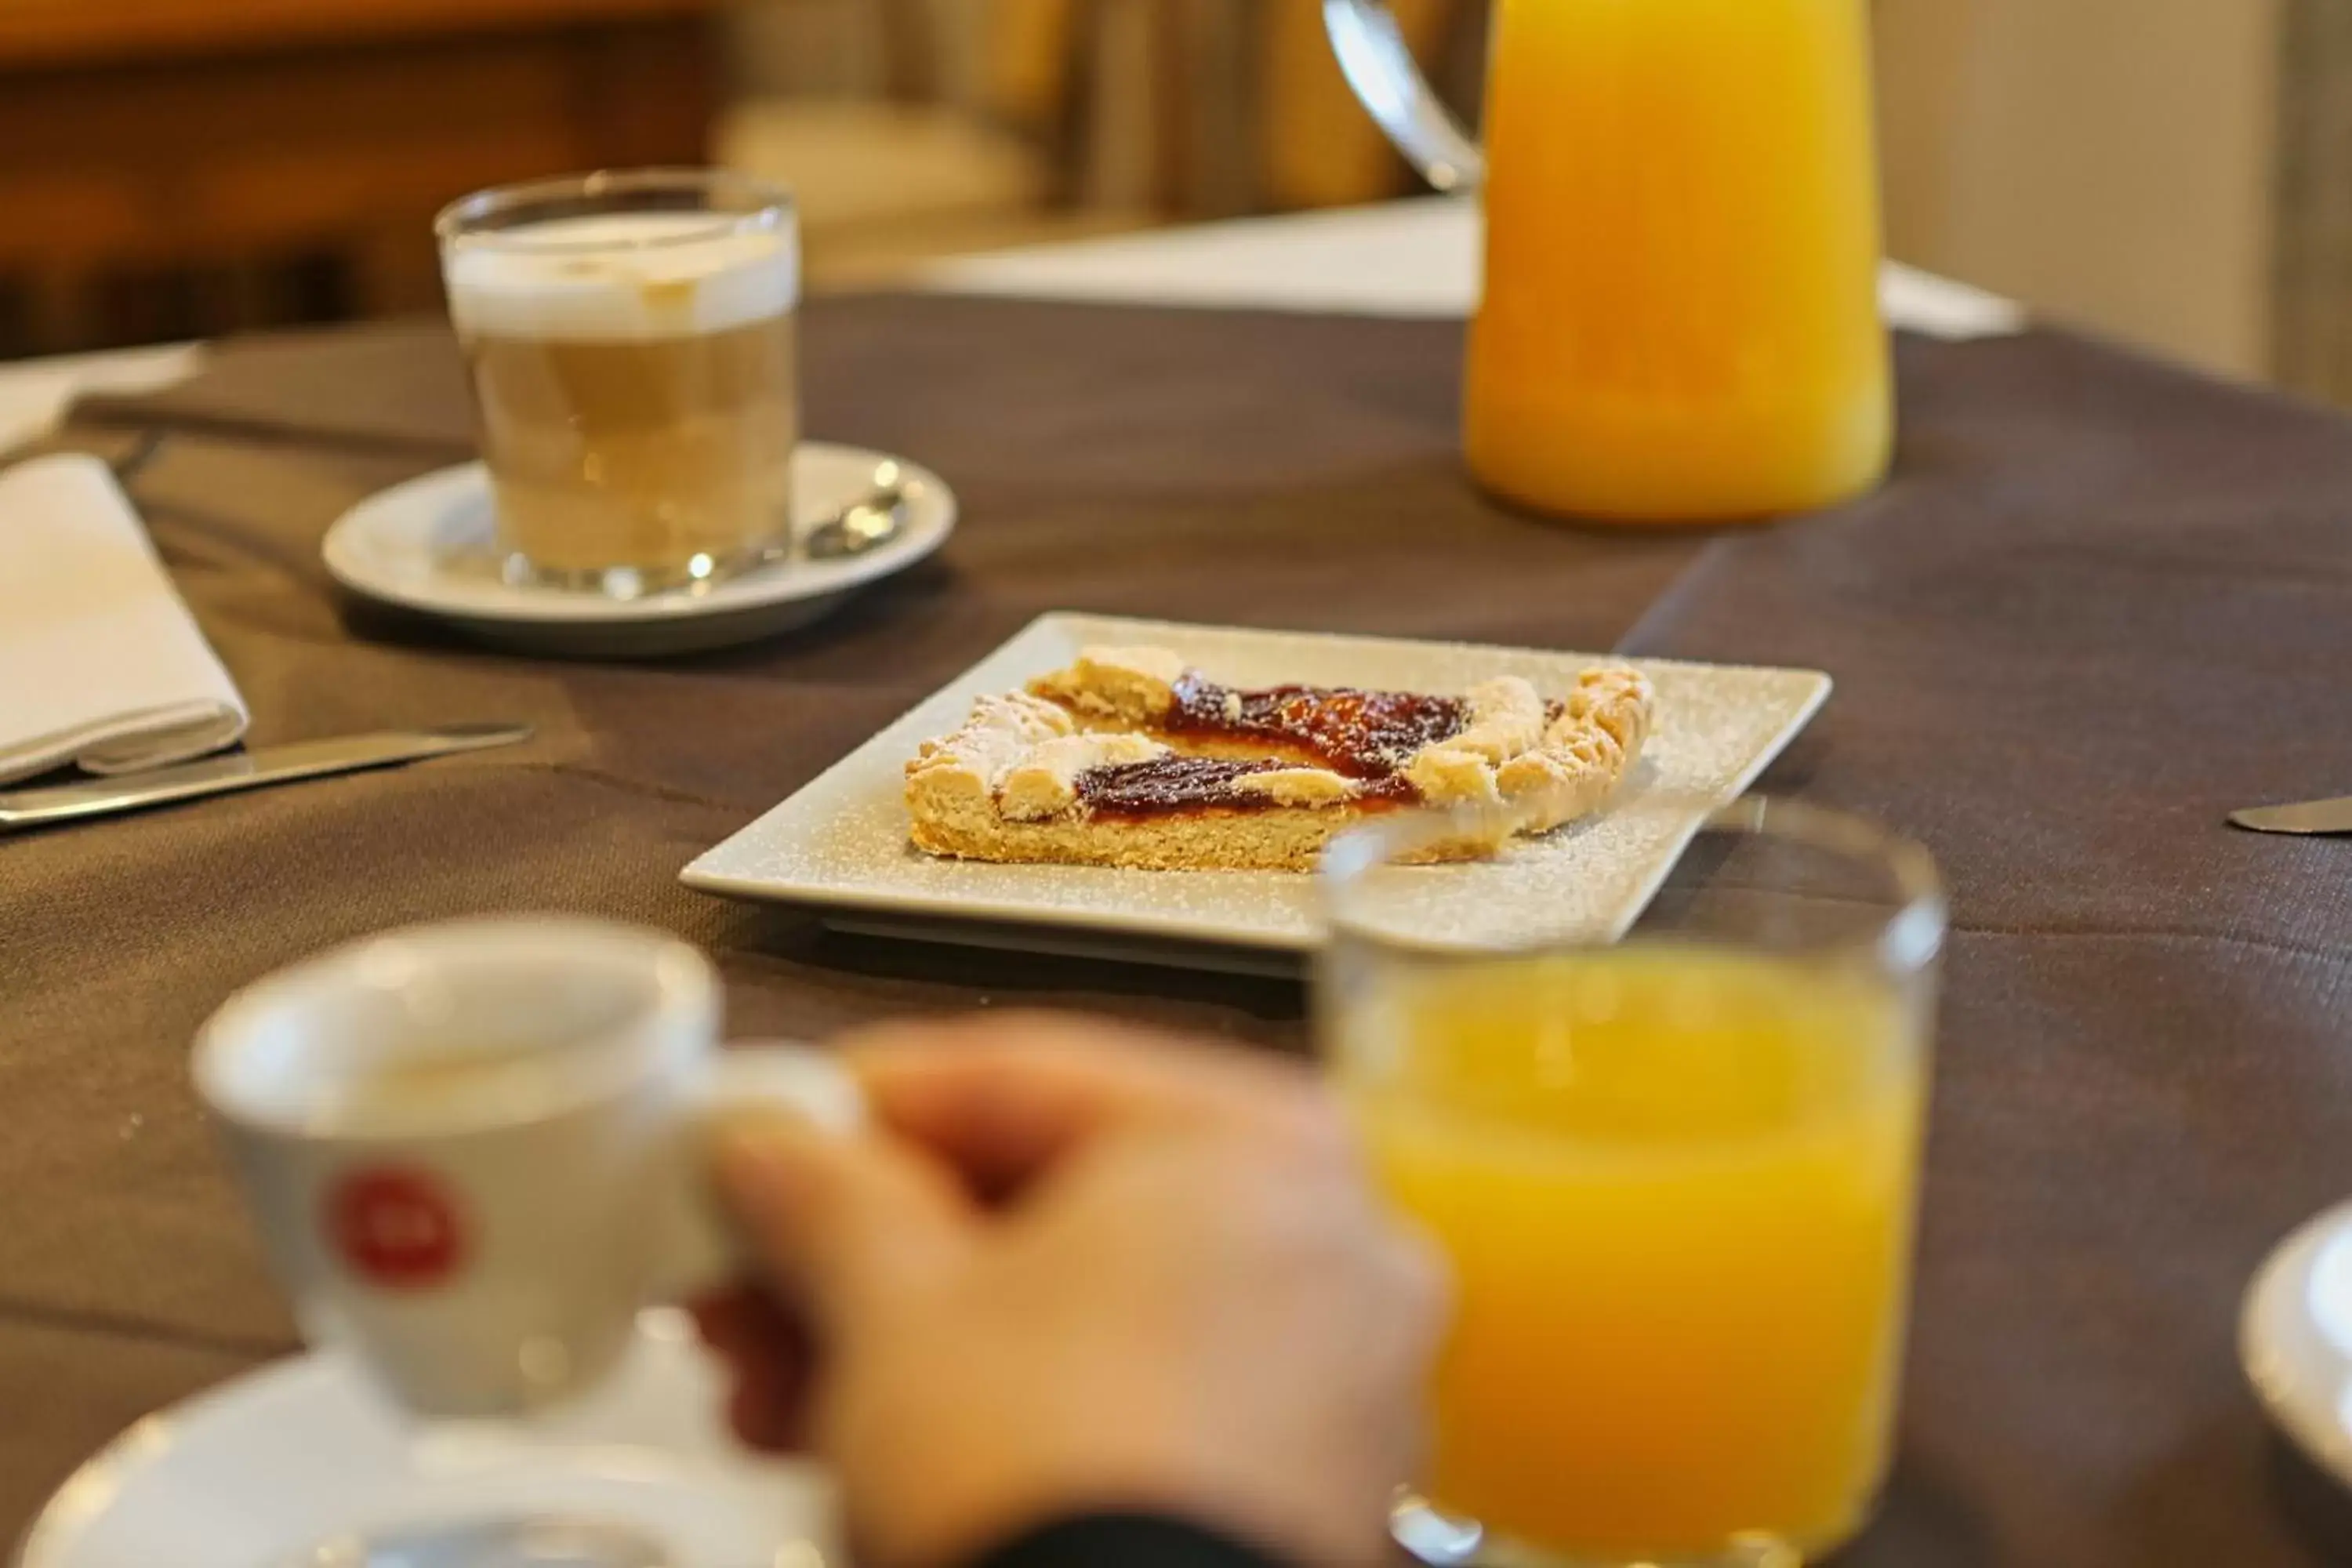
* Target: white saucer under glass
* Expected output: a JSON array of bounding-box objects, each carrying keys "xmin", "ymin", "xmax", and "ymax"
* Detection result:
[
  {"xmin": 14, "ymin": 1309, "xmax": 834, "ymax": 1568},
  {"xmin": 2244, "ymin": 1198, "xmax": 2352, "ymax": 1490},
  {"xmin": 322, "ymin": 442, "xmax": 956, "ymax": 658}
]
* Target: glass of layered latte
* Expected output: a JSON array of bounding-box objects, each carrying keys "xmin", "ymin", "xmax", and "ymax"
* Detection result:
[{"xmin": 436, "ymin": 169, "xmax": 799, "ymax": 596}]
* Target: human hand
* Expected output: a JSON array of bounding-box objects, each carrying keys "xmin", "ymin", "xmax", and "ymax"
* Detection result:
[{"xmin": 695, "ymin": 1012, "xmax": 1447, "ymax": 1568}]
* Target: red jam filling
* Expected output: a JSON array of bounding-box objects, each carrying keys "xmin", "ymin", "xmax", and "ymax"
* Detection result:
[
  {"xmin": 1160, "ymin": 676, "xmax": 1468, "ymax": 779},
  {"xmin": 1062, "ymin": 675, "xmax": 1473, "ymax": 820}
]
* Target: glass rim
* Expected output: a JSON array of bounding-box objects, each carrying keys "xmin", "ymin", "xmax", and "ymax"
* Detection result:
[
  {"xmin": 434, "ymin": 167, "xmax": 796, "ymax": 251},
  {"xmin": 192, "ymin": 916, "xmax": 713, "ymax": 1140},
  {"xmin": 1320, "ymin": 794, "xmax": 1947, "ymax": 974}
]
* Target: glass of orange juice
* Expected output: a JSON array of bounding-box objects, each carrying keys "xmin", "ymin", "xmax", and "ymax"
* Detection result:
[
  {"xmin": 1326, "ymin": 0, "xmax": 1893, "ymax": 522},
  {"xmin": 1319, "ymin": 798, "xmax": 1943, "ymax": 1566}
]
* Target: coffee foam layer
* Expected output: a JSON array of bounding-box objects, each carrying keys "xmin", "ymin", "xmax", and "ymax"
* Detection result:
[{"xmin": 447, "ymin": 212, "xmax": 799, "ymax": 342}]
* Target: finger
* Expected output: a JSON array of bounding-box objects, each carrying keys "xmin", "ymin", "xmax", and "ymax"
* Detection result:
[
  {"xmin": 691, "ymin": 1284, "xmax": 806, "ymax": 1370},
  {"xmin": 690, "ymin": 1286, "xmax": 816, "ymax": 1453},
  {"xmin": 839, "ymin": 1011, "xmax": 1322, "ymax": 1196},
  {"xmin": 714, "ymin": 1111, "xmax": 974, "ymax": 1329},
  {"xmin": 728, "ymin": 1373, "xmax": 809, "ymax": 1454}
]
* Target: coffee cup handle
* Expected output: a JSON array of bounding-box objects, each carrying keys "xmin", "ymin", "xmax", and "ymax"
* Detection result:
[{"xmin": 648, "ymin": 1040, "xmax": 866, "ymax": 1299}]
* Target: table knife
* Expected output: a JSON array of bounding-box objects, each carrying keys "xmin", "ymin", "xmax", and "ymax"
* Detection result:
[
  {"xmin": 0, "ymin": 722, "xmax": 532, "ymax": 833},
  {"xmin": 2228, "ymin": 797, "xmax": 2352, "ymax": 836}
]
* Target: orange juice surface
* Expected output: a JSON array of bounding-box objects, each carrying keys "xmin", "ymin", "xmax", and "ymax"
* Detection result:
[
  {"xmin": 1348, "ymin": 947, "xmax": 1924, "ymax": 1560},
  {"xmin": 1468, "ymin": 0, "xmax": 1892, "ymax": 521}
]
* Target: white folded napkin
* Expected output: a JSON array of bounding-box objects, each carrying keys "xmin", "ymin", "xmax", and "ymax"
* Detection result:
[
  {"xmin": 923, "ymin": 198, "xmax": 2031, "ymax": 341},
  {"xmin": 0, "ymin": 453, "xmax": 248, "ymax": 786}
]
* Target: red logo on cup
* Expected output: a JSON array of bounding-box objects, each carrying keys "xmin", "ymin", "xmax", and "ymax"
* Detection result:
[{"xmin": 325, "ymin": 1165, "xmax": 466, "ymax": 1288}]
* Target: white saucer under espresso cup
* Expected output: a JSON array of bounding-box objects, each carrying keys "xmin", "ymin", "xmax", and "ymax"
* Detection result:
[{"xmin": 194, "ymin": 916, "xmax": 858, "ymax": 1420}]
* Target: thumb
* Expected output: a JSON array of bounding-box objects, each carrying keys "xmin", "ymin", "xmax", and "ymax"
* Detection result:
[{"xmin": 714, "ymin": 1111, "xmax": 971, "ymax": 1330}]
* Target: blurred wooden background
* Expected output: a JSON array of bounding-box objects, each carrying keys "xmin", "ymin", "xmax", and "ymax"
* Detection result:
[
  {"xmin": 0, "ymin": 0, "xmax": 719, "ymax": 357},
  {"xmin": 0, "ymin": 0, "xmax": 2336, "ymax": 397},
  {"xmin": 0, "ymin": 0, "xmax": 1480, "ymax": 359},
  {"xmin": 716, "ymin": 0, "xmax": 1484, "ymax": 278}
]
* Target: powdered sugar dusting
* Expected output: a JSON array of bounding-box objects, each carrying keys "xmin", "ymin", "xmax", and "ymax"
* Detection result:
[{"xmin": 682, "ymin": 614, "xmax": 1831, "ymax": 956}]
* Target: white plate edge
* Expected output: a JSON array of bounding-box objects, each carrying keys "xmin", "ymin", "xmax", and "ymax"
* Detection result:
[
  {"xmin": 2241, "ymin": 1198, "xmax": 2352, "ymax": 1486},
  {"xmin": 321, "ymin": 444, "xmax": 956, "ymax": 624},
  {"xmin": 10, "ymin": 1315, "xmax": 833, "ymax": 1568},
  {"xmin": 1578, "ymin": 659, "xmax": 1834, "ymax": 946},
  {"xmin": 1040, "ymin": 609, "xmax": 1842, "ymax": 687},
  {"xmin": 12, "ymin": 1353, "xmax": 338, "ymax": 1567}
]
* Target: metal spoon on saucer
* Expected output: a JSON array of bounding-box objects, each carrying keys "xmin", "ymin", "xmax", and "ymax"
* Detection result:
[{"xmin": 652, "ymin": 463, "xmax": 910, "ymax": 601}]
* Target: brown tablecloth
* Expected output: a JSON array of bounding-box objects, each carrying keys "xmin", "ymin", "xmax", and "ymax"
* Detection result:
[{"xmin": 5, "ymin": 296, "xmax": 2350, "ymax": 1566}]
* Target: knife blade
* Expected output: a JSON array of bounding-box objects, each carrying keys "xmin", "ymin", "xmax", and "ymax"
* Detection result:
[
  {"xmin": 2228, "ymin": 797, "xmax": 2352, "ymax": 836},
  {"xmin": 0, "ymin": 722, "xmax": 532, "ymax": 833}
]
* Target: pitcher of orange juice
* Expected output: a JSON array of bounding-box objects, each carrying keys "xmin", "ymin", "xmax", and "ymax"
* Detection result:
[{"xmin": 1326, "ymin": 0, "xmax": 1893, "ymax": 522}]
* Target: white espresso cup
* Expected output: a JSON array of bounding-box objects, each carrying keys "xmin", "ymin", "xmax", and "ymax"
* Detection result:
[{"xmin": 194, "ymin": 916, "xmax": 857, "ymax": 1419}]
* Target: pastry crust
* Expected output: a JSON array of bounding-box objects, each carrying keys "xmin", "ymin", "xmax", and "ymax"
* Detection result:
[
  {"xmin": 1026, "ymin": 645, "xmax": 1189, "ymax": 725},
  {"xmin": 906, "ymin": 648, "xmax": 1653, "ymax": 871}
]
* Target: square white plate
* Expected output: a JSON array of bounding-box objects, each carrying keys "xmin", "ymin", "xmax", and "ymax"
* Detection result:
[{"xmin": 681, "ymin": 613, "xmax": 1831, "ymax": 958}]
